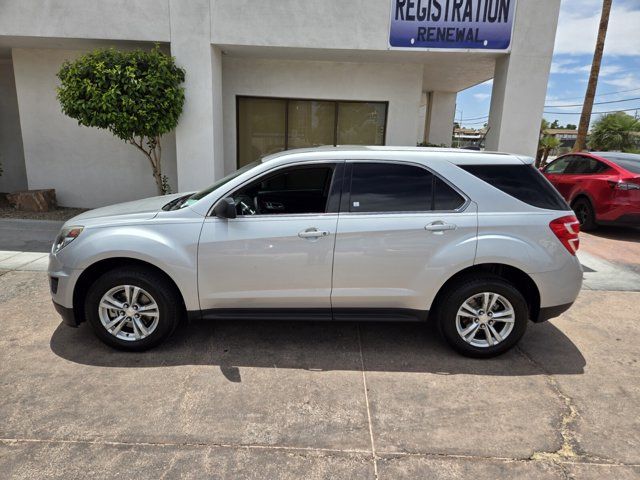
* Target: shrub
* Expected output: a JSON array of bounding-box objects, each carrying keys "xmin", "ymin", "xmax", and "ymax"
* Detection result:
[{"xmin": 57, "ymin": 46, "xmax": 186, "ymax": 194}]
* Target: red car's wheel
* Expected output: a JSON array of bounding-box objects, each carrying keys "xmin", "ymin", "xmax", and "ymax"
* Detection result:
[{"xmin": 573, "ymin": 197, "xmax": 597, "ymax": 231}]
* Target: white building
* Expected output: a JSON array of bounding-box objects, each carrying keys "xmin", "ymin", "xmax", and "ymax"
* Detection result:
[{"xmin": 0, "ymin": 0, "xmax": 561, "ymax": 207}]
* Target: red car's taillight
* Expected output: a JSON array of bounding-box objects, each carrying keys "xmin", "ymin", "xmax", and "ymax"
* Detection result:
[{"xmin": 549, "ymin": 215, "xmax": 580, "ymax": 255}]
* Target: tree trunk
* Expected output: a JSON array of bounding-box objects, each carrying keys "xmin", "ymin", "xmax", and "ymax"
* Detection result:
[{"xmin": 573, "ymin": 0, "xmax": 612, "ymax": 152}]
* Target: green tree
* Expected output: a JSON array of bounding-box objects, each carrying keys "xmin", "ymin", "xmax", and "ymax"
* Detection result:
[
  {"xmin": 56, "ymin": 47, "xmax": 186, "ymax": 195},
  {"xmin": 550, "ymin": 120, "xmax": 561, "ymax": 129},
  {"xmin": 539, "ymin": 136, "xmax": 561, "ymax": 167},
  {"xmin": 566, "ymin": 123, "xmax": 577, "ymax": 130},
  {"xmin": 535, "ymin": 119, "xmax": 551, "ymax": 166},
  {"xmin": 588, "ymin": 112, "xmax": 640, "ymax": 152}
]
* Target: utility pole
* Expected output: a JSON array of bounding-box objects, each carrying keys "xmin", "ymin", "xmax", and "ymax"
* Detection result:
[{"xmin": 573, "ymin": 0, "xmax": 613, "ymax": 152}]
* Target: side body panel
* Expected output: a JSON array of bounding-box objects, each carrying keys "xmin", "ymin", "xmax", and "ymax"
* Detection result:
[
  {"xmin": 49, "ymin": 214, "xmax": 204, "ymax": 311},
  {"xmin": 474, "ymin": 211, "xmax": 582, "ymax": 308},
  {"xmin": 331, "ymin": 203, "xmax": 478, "ymax": 311},
  {"xmin": 197, "ymin": 214, "xmax": 338, "ymax": 310}
]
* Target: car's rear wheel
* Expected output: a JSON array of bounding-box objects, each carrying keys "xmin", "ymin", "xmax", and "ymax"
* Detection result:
[
  {"xmin": 572, "ymin": 197, "xmax": 597, "ymax": 231},
  {"xmin": 84, "ymin": 268, "xmax": 181, "ymax": 351},
  {"xmin": 437, "ymin": 276, "xmax": 528, "ymax": 358}
]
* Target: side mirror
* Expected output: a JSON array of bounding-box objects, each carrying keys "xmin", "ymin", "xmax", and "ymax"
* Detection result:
[{"xmin": 213, "ymin": 197, "xmax": 237, "ymax": 219}]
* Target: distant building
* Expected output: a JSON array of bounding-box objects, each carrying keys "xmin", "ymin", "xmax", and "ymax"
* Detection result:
[
  {"xmin": 544, "ymin": 129, "xmax": 579, "ymax": 149},
  {"xmin": 453, "ymin": 128, "xmax": 487, "ymax": 148}
]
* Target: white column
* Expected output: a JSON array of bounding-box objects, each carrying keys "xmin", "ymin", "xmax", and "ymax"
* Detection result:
[
  {"xmin": 424, "ymin": 91, "xmax": 456, "ymax": 147},
  {"xmin": 484, "ymin": 0, "xmax": 561, "ymax": 158},
  {"xmin": 170, "ymin": 0, "xmax": 223, "ymax": 192}
]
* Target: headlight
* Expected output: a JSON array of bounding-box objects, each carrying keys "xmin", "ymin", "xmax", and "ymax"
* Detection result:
[{"xmin": 52, "ymin": 226, "xmax": 84, "ymax": 254}]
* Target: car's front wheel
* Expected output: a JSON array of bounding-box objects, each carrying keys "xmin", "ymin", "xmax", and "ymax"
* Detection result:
[
  {"xmin": 84, "ymin": 267, "xmax": 181, "ymax": 351},
  {"xmin": 437, "ymin": 276, "xmax": 529, "ymax": 358}
]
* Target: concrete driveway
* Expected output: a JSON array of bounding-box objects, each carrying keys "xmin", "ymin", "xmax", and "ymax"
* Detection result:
[
  {"xmin": 0, "ymin": 269, "xmax": 639, "ymax": 479},
  {"xmin": 0, "ymin": 219, "xmax": 639, "ymax": 479}
]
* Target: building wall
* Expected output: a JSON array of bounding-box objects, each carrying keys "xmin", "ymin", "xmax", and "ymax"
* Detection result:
[
  {"xmin": 211, "ymin": 0, "xmax": 390, "ymax": 50},
  {"xmin": 0, "ymin": 0, "xmax": 170, "ymax": 42},
  {"xmin": 221, "ymin": 57, "xmax": 423, "ymax": 174},
  {"xmin": 11, "ymin": 48, "xmax": 177, "ymax": 208},
  {"xmin": 0, "ymin": 61, "xmax": 28, "ymax": 193}
]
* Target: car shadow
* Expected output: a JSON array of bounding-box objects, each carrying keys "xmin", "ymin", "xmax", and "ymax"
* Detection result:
[
  {"xmin": 586, "ymin": 225, "xmax": 640, "ymax": 242},
  {"xmin": 50, "ymin": 318, "xmax": 585, "ymax": 379}
]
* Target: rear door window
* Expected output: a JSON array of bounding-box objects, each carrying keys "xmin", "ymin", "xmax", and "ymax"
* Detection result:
[
  {"xmin": 461, "ymin": 164, "xmax": 570, "ymax": 210},
  {"xmin": 348, "ymin": 162, "xmax": 466, "ymax": 213},
  {"xmin": 545, "ymin": 156, "xmax": 572, "ymax": 174},
  {"xmin": 349, "ymin": 163, "xmax": 433, "ymax": 213}
]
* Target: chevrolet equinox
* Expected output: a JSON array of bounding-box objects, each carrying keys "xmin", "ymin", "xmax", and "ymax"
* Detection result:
[{"xmin": 49, "ymin": 147, "xmax": 583, "ymax": 357}]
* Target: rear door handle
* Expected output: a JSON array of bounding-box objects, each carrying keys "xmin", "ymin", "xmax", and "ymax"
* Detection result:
[
  {"xmin": 298, "ymin": 228, "xmax": 330, "ymax": 239},
  {"xmin": 425, "ymin": 221, "xmax": 457, "ymax": 232}
]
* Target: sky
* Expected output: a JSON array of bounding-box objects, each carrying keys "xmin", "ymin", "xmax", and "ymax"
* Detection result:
[{"xmin": 456, "ymin": 0, "xmax": 640, "ymax": 129}]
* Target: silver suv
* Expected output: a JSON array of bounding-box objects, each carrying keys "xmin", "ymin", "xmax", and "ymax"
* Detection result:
[{"xmin": 49, "ymin": 147, "xmax": 582, "ymax": 357}]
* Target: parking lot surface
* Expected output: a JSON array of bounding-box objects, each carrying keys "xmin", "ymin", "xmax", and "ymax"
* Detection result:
[{"xmin": 0, "ymin": 266, "xmax": 639, "ymax": 479}]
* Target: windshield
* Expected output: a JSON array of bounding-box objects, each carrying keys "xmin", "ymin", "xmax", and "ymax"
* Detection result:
[
  {"xmin": 594, "ymin": 152, "xmax": 640, "ymax": 174},
  {"xmin": 163, "ymin": 161, "xmax": 261, "ymax": 211}
]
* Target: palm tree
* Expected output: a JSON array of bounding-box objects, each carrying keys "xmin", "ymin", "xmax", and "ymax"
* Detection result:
[
  {"xmin": 573, "ymin": 0, "xmax": 613, "ymax": 152},
  {"xmin": 588, "ymin": 112, "xmax": 640, "ymax": 151},
  {"xmin": 536, "ymin": 119, "xmax": 551, "ymax": 166},
  {"xmin": 539, "ymin": 136, "xmax": 561, "ymax": 167}
]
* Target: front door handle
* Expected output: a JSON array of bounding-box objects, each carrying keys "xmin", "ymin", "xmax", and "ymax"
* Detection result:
[
  {"xmin": 425, "ymin": 221, "xmax": 457, "ymax": 232},
  {"xmin": 298, "ymin": 228, "xmax": 330, "ymax": 239}
]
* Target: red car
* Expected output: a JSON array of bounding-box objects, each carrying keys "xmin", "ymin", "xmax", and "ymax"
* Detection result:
[{"xmin": 542, "ymin": 152, "xmax": 640, "ymax": 230}]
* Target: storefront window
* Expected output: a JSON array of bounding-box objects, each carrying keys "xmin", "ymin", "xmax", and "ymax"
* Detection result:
[
  {"xmin": 237, "ymin": 97, "xmax": 388, "ymax": 167},
  {"xmin": 237, "ymin": 98, "xmax": 286, "ymax": 168},
  {"xmin": 336, "ymin": 102, "xmax": 387, "ymax": 145},
  {"xmin": 287, "ymin": 100, "xmax": 336, "ymax": 150}
]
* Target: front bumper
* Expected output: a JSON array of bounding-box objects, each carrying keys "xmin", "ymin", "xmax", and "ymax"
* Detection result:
[
  {"xmin": 53, "ymin": 301, "xmax": 79, "ymax": 327},
  {"xmin": 535, "ymin": 302, "xmax": 574, "ymax": 323}
]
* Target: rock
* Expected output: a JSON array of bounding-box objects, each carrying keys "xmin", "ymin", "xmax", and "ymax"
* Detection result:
[{"xmin": 6, "ymin": 189, "xmax": 57, "ymax": 212}]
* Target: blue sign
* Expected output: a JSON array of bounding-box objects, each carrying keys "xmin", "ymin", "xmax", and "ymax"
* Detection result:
[{"xmin": 389, "ymin": 0, "xmax": 516, "ymax": 51}]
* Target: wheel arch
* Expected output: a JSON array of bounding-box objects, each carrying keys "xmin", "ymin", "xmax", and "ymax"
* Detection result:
[
  {"xmin": 72, "ymin": 257, "xmax": 187, "ymax": 325},
  {"xmin": 570, "ymin": 191, "xmax": 594, "ymax": 208},
  {"xmin": 430, "ymin": 263, "xmax": 541, "ymax": 321}
]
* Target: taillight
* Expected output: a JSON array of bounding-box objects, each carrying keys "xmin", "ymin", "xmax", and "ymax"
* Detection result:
[
  {"xmin": 549, "ymin": 215, "xmax": 580, "ymax": 255},
  {"xmin": 607, "ymin": 179, "xmax": 640, "ymax": 190}
]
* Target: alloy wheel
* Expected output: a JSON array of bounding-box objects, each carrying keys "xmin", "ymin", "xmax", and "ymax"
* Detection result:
[
  {"xmin": 455, "ymin": 292, "xmax": 515, "ymax": 348},
  {"xmin": 98, "ymin": 285, "xmax": 160, "ymax": 341}
]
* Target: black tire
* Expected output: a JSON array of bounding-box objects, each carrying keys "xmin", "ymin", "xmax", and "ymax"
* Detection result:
[
  {"xmin": 436, "ymin": 275, "xmax": 529, "ymax": 358},
  {"xmin": 84, "ymin": 267, "xmax": 181, "ymax": 351},
  {"xmin": 572, "ymin": 197, "xmax": 597, "ymax": 231}
]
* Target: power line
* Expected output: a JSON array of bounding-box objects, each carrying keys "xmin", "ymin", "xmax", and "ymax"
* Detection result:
[
  {"xmin": 458, "ymin": 114, "xmax": 489, "ymax": 121},
  {"xmin": 544, "ymin": 96, "xmax": 640, "ymax": 108},
  {"xmin": 546, "ymin": 86, "xmax": 640, "ymax": 102},
  {"xmin": 543, "ymin": 107, "xmax": 640, "ymax": 115}
]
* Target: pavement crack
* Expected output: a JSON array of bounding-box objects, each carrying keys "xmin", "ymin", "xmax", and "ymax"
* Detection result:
[{"xmin": 515, "ymin": 345, "xmax": 582, "ymax": 464}]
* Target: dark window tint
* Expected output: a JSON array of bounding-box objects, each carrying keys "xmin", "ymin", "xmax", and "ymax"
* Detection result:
[
  {"xmin": 434, "ymin": 177, "xmax": 465, "ymax": 210},
  {"xmin": 544, "ymin": 156, "xmax": 572, "ymax": 174},
  {"xmin": 350, "ymin": 163, "xmax": 433, "ymax": 212},
  {"xmin": 462, "ymin": 164, "xmax": 569, "ymax": 210},
  {"xmin": 595, "ymin": 152, "xmax": 640, "ymax": 174},
  {"xmin": 233, "ymin": 166, "xmax": 334, "ymax": 215},
  {"xmin": 566, "ymin": 156, "xmax": 610, "ymax": 174}
]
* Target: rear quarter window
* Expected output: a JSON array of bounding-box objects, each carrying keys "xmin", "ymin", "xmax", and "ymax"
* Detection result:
[{"xmin": 461, "ymin": 164, "xmax": 570, "ymax": 211}]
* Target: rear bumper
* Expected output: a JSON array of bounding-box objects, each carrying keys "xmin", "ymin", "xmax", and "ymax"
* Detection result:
[
  {"xmin": 53, "ymin": 301, "xmax": 79, "ymax": 327},
  {"xmin": 529, "ymin": 255, "xmax": 582, "ymax": 322}
]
